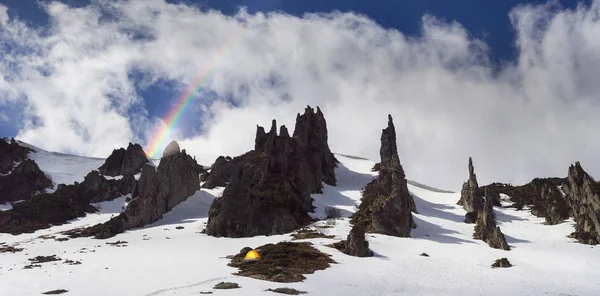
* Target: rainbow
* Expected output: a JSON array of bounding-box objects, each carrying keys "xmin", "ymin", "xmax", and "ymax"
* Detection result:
[{"xmin": 145, "ymin": 27, "xmax": 245, "ymax": 159}]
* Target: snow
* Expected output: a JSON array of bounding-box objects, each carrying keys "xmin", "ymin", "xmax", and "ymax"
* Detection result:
[{"xmin": 1, "ymin": 153, "xmax": 600, "ymax": 295}]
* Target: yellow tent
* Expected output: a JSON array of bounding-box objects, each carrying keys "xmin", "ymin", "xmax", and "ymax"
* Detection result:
[{"xmin": 244, "ymin": 249, "xmax": 260, "ymax": 260}]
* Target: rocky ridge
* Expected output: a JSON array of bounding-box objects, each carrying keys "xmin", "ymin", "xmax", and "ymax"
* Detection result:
[
  {"xmin": 204, "ymin": 106, "xmax": 338, "ymax": 237},
  {"xmin": 98, "ymin": 143, "xmax": 149, "ymax": 177}
]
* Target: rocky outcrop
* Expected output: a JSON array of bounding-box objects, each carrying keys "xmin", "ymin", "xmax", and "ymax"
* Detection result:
[
  {"xmin": 0, "ymin": 170, "xmax": 136, "ymax": 234},
  {"xmin": 200, "ymin": 156, "xmax": 235, "ymax": 189},
  {"xmin": 98, "ymin": 143, "xmax": 149, "ymax": 177},
  {"xmin": 457, "ymin": 157, "xmax": 484, "ymax": 220},
  {"xmin": 350, "ymin": 115, "xmax": 416, "ymax": 237},
  {"xmin": 0, "ymin": 159, "xmax": 53, "ymax": 203},
  {"xmin": 205, "ymin": 106, "xmax": 338, "ymax": 238},
  {"xmin": 71, "ymin": 142, "xmax": 201, "ymax": 239},
  {"xmin": 474, "ymin": 195, "xmax": 510, "ymax": 250},
  {"xmin": 162, "ymin": 141, "xmax": 181, "ymax": 158},
  {"xmin": 292, "ymin": 106, "xmax": 338, "ymax": 189},
  {"xmin": 343, "ymin": 224, "xmax": 374, "ymax": 257},
  {"xmin": 539, "ymin": 184, "xmax": 570, "ymax": 225},
  {"xmin": 0, "ymin": 138, "xmax": 32, "ymax": 173},
  {"xmin": 562, "ymin": 162, "xmax": 600, "ymax": 245}
]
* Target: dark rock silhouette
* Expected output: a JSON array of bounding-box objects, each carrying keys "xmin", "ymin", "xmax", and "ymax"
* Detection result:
[
  {"xmin": 0, "ymin": 170, "xmax": 136, "ymax": 234},
  {"xmin": 539, "ymin": 184, "xmax": 570, "ymax": 225},
  {"xmin": 457, "ymin": 157, "xmax": 484, "ymax": 220},
  {"xmin": 0, "ymin": 138, "xmax": 32, "ymax": 173},
  {"xmin": 98, "ymin": 143, "xmax": 149, "ymax": 177},
  {"xmin": 562, "ymin": 162, "xmax": 600, "ymax": 245},
  {"xmin": 205, "ymin": 106, "xmax": 338, "ymax": 237},
  {"xmin": 474, "ymin": 194, "xmax": 510, "ymax": 250},
  {"xmin": 292, "ymin": 106, "xmax": 338, "ymax": 189},
  {"xmin": 0, "ymin": 159, "xmax": 53, "ymax": 203},
  {"xmin": 200, "ymin": 156, "xmax": 235, "ymax": 189},
  {"xmin": 68, "ymin": 141, "xmax": 201, "ymax": 239},
  {"xmin": 350, "ymin": 115, "xmax": 416, "ymax": 237}
]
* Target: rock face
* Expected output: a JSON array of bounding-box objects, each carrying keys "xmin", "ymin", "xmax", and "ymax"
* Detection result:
[
  {"xmin": 481, "ymin": 177, "xmax": 566, "ymax": 220},
  {"xmin": 292, "ymin": 106, "xmax": 338, "ymax": 189},
  {"xmin": 73, "ymin": 142, "xmax": 201, "ymax": 239},
  {"xmin": 0, "ymin": 159, "xmax": 53, "ymax": 203},
  {"xmin": 98, "ymin": 143, "xmax": 149, "ymax": 177},
  {"xmin": 205, "ymin": 106, "xmax": 338, "ymax": 237},
  {"xmin": 562, "ymin": 162, "xmax": 600, "ymax": 244},
  {"xmin": 0, "ymin": 138, "xmax": 32, "ymax": 173},
  {"xmin": 0, "ymin": 138, "xmax": 53, "ymax": 203},
  {"xmin": 457, "ymin": 157, "xmax": 484, "ymax": 219},
  {"xmin": 474, "ymin": 195, "xmax": 510, "ymax": 250},
  {"xmin": 350, "ymin": 115, "xmax": 416, "ymax": 237},
  {"xmin": 0, "ymin": 170, "xmax": 136, "ymax": 234},
  {"xmin": 162, "ymin": 141, "xmax": 181, "ymax": 158},
  {"xmin": 200, "ymin": 156, "xmax": 235, "ymax": 189},
  {"xmin": 343, "ymin": 224, "xmax": 374, "ymax": 257}
]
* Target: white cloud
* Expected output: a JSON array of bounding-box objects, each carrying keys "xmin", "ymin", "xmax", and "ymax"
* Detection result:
[
  {"xmin": 0, "ymin": 5, "xmax": 8, "ymax": 26},
  {"xmin": 1, "ymin": 0, "xmax": 600, "ymax": 190},
  {"xmin": 0, "ymin": 111, "xmax": 8, "ymax": 122}
]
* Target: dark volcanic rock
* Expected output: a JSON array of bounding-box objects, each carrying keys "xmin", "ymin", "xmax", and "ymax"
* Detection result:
[
  {"xmin": 98, "ymin": 143, "xmax": 149, "ymax": 177},
  {"xmin": 200, "ymin": 156, "xmax": 235, "ymax": 189},
  {"xmin": 350, "ymin": 115, "xmax": 416, "ymax": 237},
  {"xmin": 457, "ymin": 157, "xmax": 484, "ymax": 217},
  {"xmin": 205, "ymin": 106, "xmax": 338, "ymax": 238},
  {"xmin": 0, "ymin": 159, "xmax": 53, "ymax": 203},
  {"xmin": 0, "ymin": 138, "xmax": 33, "ymax": 173},
  {"xmin": 562, "ymin": 162, "xmax": 600, "ymax": 245},
  {"xmin": 474, "ymin": 195, "xmax": 510, "ymax": 250},
  {"xmin": 72, "ymin": 143, "xmax": 201, "ymax": 239},
  {"xmin": 0, "ymin": 170, "xmax": 136, "ymax": 234},
  {"xmin": 292, "ymin": 106, "xmax": 338, "ymax": 188},
  {"xmin": 343, "ymin": 224, "xmax": 373, "ymax": 257}
]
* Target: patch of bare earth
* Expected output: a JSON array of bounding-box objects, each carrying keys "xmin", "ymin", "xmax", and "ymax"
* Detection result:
[{"xmin": 228, "ymin": 242, "xmax": 335, "ymax": 282}]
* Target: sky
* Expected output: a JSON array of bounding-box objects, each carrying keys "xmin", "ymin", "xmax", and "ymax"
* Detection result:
[{"xmin": 0, "ymin": 0, "xmax": 599, "ymax": 191}]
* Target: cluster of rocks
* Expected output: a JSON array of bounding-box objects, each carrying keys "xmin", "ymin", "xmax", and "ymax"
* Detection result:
[
  {"xmin": 350, "ymin": 115, "xmax": 417, "ymax": 238},
  {"xmin": 0, "ymin": 139, "xmax": 53, "ymax": 203},
  {"xmin": 481, "ymin": 161, "xmax": 600, "ymax": 245},
  {"xmin": 0, "ymin": 169, "xmax": 137, "ymax": 234},
  {"xmin": 0, "ymin": 141, "xmax": 148, "ymax": 235},
  {"xmin": 457, "ymin": 158, "xmax": 510, "ymax": 250},
  {"xmin": 204, "ymin": 106, "xmax": 338, "ymax": 238},
  {"xmin": 68, "ymin": 141, "xmax": 202, "ymax": 239}
]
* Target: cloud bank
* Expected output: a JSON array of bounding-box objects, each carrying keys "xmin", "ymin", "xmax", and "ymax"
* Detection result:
[{"xmin": 1, "ymin": 0, "xmax": 600, "ymax": 190}]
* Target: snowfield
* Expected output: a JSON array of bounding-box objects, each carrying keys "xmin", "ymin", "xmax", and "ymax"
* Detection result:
[{"xmin": 1, "ymin": 150, "xmax": 599, "ymax": 296}]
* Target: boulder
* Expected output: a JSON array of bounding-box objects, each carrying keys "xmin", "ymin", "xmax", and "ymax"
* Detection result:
[
  {"xmin": 98, "ymin": 143, "xmax": 149, "ymax": 177},
  {"xmin": 562, "ymin": 162, "xmax": 600, "ymax": 244},
  {"xmin": 350, "ymin": 115, "xmax": 416, "ymax": 237},
  {"xmin": 457, "ymin": 157, "xmax": 484, "ymax": 217},
  {"xmin": 474, "ymin": 195, "xmax": 510, "ymax": 250},
  {"xmin": 162, "ymin": 140, "xmax": 181, "ymax": 158}
]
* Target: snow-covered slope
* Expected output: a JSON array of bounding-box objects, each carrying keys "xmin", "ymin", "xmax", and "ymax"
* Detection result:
[{"xmin": 1, "ymin": 153, "xmax": 599, "ymax": 296}]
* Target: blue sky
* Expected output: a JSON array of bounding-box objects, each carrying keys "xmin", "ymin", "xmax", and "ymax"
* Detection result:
[
  {"xmin": 0, "ymin": 0, "xmax": 586, "ymax": 138},
  {"xmin": 1, "ymin": 0, "xmax": 599, "ymax": 190}
]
